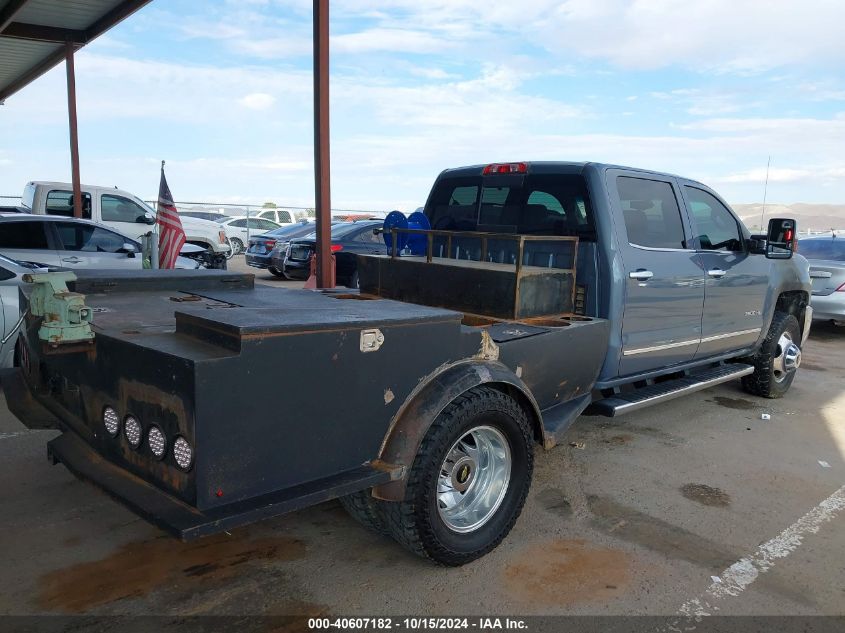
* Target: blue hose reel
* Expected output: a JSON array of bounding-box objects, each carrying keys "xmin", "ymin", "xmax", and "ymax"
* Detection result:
[{"xmin": 382, "ymin": 211, "xmax": 431, "ymax": 255}]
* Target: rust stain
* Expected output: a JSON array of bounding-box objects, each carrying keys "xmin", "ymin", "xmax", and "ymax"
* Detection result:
[
  {"xmin": 603, "ymin": 434, "xmax": 634, "ymax": 445},
  {"xmin": 37, "ymin": 532, "xmax": 307, "ymax": 613},
  {"xmin": 502, "ymin": 539, "xmax": 632, "ymax": 606}
]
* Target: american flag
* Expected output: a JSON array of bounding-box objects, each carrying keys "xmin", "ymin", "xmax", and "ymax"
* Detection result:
[{"xmin": 156, "ymin": 163, "xmax": 186, "ymax": 269}]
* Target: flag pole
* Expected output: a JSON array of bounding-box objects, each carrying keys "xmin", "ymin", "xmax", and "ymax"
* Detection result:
[{"xmin": 151, "ymin": 160, "xmax": 163, "ymax": 269}]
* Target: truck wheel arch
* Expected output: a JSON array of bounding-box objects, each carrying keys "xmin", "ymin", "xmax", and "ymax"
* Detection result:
[{"xmin": 372, "ymin": 360, "xmax": 543, "ymax": 502}]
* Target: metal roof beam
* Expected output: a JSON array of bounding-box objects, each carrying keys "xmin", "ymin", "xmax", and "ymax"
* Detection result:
[
  {"xmin": 1, "ymin": 22, "xmax": 86, "ymax": 43},
  {"xmin": 0, "ymin": 0, "xmax": 29, "ymax": 32}
]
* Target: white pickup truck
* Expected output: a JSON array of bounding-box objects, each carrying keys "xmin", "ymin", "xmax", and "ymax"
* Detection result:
[{"xmin": 20, "ymin": 181, "xmax": 231, "ymax": 258}]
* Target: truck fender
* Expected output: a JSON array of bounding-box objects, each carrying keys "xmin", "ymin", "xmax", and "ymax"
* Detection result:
[{"xmin": 372, "ymin": 359, "xmax": 542, "ymax": 501}]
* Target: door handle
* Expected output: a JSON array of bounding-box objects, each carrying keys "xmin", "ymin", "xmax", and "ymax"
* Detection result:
[
  {"xmin": 707, "ymin": 269, "xmax": 727, "ymax": 278},
  {"xmin": 61, "ymin": 257, "xmax": 82, "ymax": 263},
  {"xmin": 629, "ymin": 270, "xmax": 654, "ymax": 281}
]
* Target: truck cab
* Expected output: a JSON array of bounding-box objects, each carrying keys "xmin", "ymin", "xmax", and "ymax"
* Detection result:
[
  {"xmin": 422, "ymin": 162, "xmax": 811, "ymax": 398},
  {"xmin": 21, "ymin": 181, "xmax": 231, "ymax": 256}
]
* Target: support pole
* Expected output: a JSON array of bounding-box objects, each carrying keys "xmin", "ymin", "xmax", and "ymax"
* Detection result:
[
  {"xmin": 65, "ymin": 40, "xmax": 82, "ymax": 218},
  {"xmin": 313, "ymin": 0, "xmax": 332, "ymax": 288}
]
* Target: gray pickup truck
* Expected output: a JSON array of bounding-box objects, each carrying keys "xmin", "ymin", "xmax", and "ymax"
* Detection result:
[{"xmin": 6, "ymin": 161, "xmax": 811, "ymax": 566}]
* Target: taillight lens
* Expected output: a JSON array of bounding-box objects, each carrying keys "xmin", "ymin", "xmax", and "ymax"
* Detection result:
[
  {"xmin": 265, "ymin": 240, "xmax": 276, "ymax": 249},
  {"xmin": 331, "ymin": 244, "xmax": 343, "ymax": 252},
  {"xmin": 482, "ymin": 162, "xmax": 527, "ymax": 175},
  {"xmin": 218, "ymin": 230, "xmax": 227, "ymax": 244}
]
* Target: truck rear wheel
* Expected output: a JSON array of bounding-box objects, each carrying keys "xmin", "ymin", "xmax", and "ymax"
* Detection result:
[
  {"xmin": 339, "ymin": 490, "xmax": 390, "ymax": 536},
  {"xmin": 380, "ymin": 386, "xmax": 533, "ymax": 566},
  {"xmin": 741, "ymin": 311, "xmax": 802, "ymax": 398}
]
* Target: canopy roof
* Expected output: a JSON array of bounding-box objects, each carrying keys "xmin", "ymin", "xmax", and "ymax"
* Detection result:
[{"xmin": 0, "ymin": 0, "xmax": 151, "ymax": 102}]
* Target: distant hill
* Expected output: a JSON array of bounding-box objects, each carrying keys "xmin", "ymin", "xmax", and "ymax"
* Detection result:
[{"xmin": 732, "ymin": 203, "xmax": 845, "ymax": 233}]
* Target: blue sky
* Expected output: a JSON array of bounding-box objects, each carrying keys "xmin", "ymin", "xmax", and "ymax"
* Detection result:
[{"xmin": 2, "ymin": 0, "xmax": 844, "ymax": 210}]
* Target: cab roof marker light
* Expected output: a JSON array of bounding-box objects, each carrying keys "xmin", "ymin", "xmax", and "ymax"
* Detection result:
[{"xmin": 482, "ymin": 162, "xmax": 527, "ymax": 175}]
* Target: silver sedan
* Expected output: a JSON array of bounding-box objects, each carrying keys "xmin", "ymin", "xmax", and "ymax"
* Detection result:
[
  {"xmin": 0, "ymin": 254, "xmax": 53, "ymax": 368},
  {"xmin": 800, "ymin": 234, "xmax": 845, "ymax": 325}
]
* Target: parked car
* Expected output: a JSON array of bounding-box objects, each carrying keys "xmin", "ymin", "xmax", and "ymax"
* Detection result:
[
  {"xmin": 244, "ymin": 221, "xmax": 319, "ymax": 276},
  {"xmin": 0, "ymin": 205, "xmax": 29, "ymax": 213},
  {"xmin": 255, "ymin": 208, "xmax": 298, "ymax": 225},
  {"xmin": 20, "ymin": 181, "xmax": 230, "ymax": 262},
  {"xmin": 0, "ymin": 254, "xmax": 58, "ymax": 368},
  {"xmin": 282, "ymin": 220, "xmax": 386, "ymax": 287},
  {"xmin": 800, "ymin": 233, "xmax": 845, "ymax": 324},
  {"xmin": 0, "ymin": 214, "xmax": 201, "ymax": 270},
  {"xmin": 179, "ymin": 211, "xmax": 230, "ymax": 223},
  {"xmin": 218, "ymin": 217, "xmax": 282, "ymax": 254}
]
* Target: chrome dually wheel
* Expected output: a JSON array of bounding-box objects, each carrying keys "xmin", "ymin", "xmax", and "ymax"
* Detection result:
[{"xmin": 437, "ymin": 425, "xmax": 511, "ymax": 533}]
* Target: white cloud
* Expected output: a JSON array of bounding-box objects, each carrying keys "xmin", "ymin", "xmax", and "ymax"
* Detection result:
[{"xmin": 238, "ymin": 93, "xmax": 277, "ymax": 110}]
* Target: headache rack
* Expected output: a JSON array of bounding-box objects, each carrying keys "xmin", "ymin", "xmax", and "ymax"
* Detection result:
[{"xmin": 360, "ymin": 228, "xmax": 579, "ymax": 320}]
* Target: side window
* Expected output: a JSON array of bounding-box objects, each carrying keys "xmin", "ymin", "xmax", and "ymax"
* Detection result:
[
  {"xmin": 353, "ymin": 227, "xmax": 380, "ymax": 243},
  {"xmin": 0, "ymin": 221, "xmax": 50, "ymax": 249},
  {"xmin": 684, "ymin": 187, "xmax": 743, "ymax": 252},
  {"xmin": 258, "ymin": 210, "xmax": 273, "ymax": 220},
  {"xmin": 230, "ymin": 219, "xmax": 248, "ymax": 228},
  {"xmin": 56, "ymin": 223, "xmax": 126, "ymax": 252},
  {"xmin": 278, "ymin": 210, "xmax": 292, "ymax": 223},
  {"xmin": 101, "ymin": 194, "xmax": 148, "ymax": 223},
  {"xmin": 256, "ymin": 219, "xmax": 278, "ymax": 230},
  {"xmin": 45, "ymin": 190, "xmax": 92, "ymax": 219},
  {"xmin": 617, "ymin": 177, "xmax": 687, "ymax": 249}
]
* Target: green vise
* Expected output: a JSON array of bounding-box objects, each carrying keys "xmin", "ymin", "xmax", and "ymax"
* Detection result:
[{"xmin": 22, "ymin": 272, "xmax": 95, "ymax": 345}]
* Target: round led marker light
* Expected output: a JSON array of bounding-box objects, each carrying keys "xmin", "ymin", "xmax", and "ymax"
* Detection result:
[
  {"xmin": 173, "ymin": 436, "xmax": 193, "ymax": 471},
  {"xmin": 147, "ymin": 426, "xmax": 166, "ymax": 459},
  {"xmin": 124, "ymin": 416, "xmax": 142, "ymax": 448},
  {"xmin": 103, "ymin": 407, "xmax": 120, "ymax": 437}
]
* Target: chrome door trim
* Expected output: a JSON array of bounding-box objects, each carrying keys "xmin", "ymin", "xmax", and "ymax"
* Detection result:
[
  {"xmin": 699, "ymin": 328, "xmax": 761, "ymax": 344},
  {"xmin": 622, "ymin": 338, "xmax": 700, "ymax": 356},
  {"xmin": 623, "ymin": 327, "xmax": 761, "ymax": 356}
]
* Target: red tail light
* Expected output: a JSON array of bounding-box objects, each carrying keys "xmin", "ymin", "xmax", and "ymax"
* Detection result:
[
  {"xmin": 482, "ymin": 162, "xmax": 527, "ymax": 175},
  {"xmin": 784, "ymin": 228, "xmax": 793, "ymax": 243},
  {"xmin": 265, "ymin": 239, "xmax": 276, "ymax": 249},
  {"xmin": 331, "ymin": 244, "xmax": 343, "ymax": 252}
]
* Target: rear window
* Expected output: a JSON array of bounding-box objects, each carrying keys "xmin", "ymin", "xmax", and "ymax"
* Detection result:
[
  {"xmin": 45, "ymin": 190, "xmax": 92, "ymax": 219},
  {"xmin": 22, "ymin": 183, "xmax": 36, "ymax": 210},
  {"xmin": 424, "ymin": 174, "xmax": 594, "ymax": 237},
  {"xmin": 799, "ymin": 238, "xmax": 845, "ymax": 261}
]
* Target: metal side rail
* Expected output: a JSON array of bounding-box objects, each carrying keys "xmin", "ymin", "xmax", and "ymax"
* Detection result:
[{"xmin": 592, "ymin": 363, "xmax": 754, "ymax": 417}]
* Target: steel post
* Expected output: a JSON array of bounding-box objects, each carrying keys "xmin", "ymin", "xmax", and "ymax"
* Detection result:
[
  {"xmin": 313, "ymin": 0, "xmax": 332, "ymax": 288},
  {"xmin": 65, "ymin": 40, "xmax": 82, "ymax": 219}
]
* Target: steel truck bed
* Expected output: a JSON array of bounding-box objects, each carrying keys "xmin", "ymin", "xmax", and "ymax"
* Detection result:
[{"xmin": 8, "ymin": 269, "xmax": 609, "ymax": 539}]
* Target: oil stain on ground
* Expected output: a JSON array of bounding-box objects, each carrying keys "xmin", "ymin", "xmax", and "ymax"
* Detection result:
[
  {"xmin": 708, "ymin": 396, "xmax": 760, "ymax": 410},
  {"xmin": 587, "ymin": 495, "xmax": 737, "ymax": 571},
  {"xmin": 681, "ymin": 483, "xmax": 732, "ymax": 507},
  {"xmin": 502, "ymin": 539, "xmax": 631, "ymax": 606},
  {"xmin": 38, "ymin": 532, "xmax": 307, "ymax": 613},
  {"xmin": 535, "ymin": 488, "xmax": 573, "ymax": 518}
]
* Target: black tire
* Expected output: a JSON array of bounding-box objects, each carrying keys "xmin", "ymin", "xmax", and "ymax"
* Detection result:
[
  {"xmin": 380, "ymin": 386, "xmax": 534, "ymax": 566},
  {"xmin": 339, "ymin": 490, "xmax": 390, "ymax": 536},
  {"xmin": 346, "ymin": 271, "xmax": 360, "ymax": 289},
  {"xmin": 268, "ymin": 266, "xmax": 286, "ymax": 278},
  {"xmin": 741, "ymin": 311, "xmax": 801, "ymax": 398}
]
